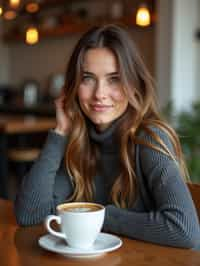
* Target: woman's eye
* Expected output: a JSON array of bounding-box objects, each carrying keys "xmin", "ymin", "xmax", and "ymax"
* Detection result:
[
  {"xmin": 109, "ymin": 76, "xmax": 120, "ymax": 84},
  {"xmin": 82, "ymin": 76, "xmax": 91, "ymax": 81},
  {"xmin": 82, "ymin": 76, "xmax": 95, "ymax": 83}
]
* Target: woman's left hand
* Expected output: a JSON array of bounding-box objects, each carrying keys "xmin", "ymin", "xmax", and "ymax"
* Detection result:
[{"xmin": 54, "ymin": 90, "xmax": 72, "ymax": 136}]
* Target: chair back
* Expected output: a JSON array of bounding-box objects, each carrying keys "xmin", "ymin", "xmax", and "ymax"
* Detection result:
[
  {"xmin": 187, "ymin": 183, "xmax": 200, "ymax": 220},
  {"xmin": 0, "ymin": 124, "xmax": 8, "ymax": 198}
]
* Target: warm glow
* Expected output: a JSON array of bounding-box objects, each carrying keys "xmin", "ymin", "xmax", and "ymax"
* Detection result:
[
  {"xmin": 26, "ymin": 2, "xmax": 39, "ymax": 13},
  {"xmin": 136, "ymin": 6, "xmax": 151, "ymax": 26},
  {"xmin": 26, "ymin": 27, "xmax": 39, "ymax": 45},
  {"xmin": 9, "ymin": 0, "xmax": 20, "ymax": 9},
  {"xmin": 3, "ymin": 10, "xmax": 17, "ymax": 20},
  {"xmin": 0, "ymin": 6, "xmax": 3, "ymax": 16}
]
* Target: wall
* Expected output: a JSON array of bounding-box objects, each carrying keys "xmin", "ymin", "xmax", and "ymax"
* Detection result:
[
  {"xmin": 156, "ymin": 0, "xmax": 200, "ymax": 112},
  {"xmin": 155, "ymin": 0, "xmax": 172, "ymax": 109},
  {"xmin": 8, "ymin": 35, "xmax": 79, "ymax": 90},
  {"xmin": 171, "ymin": 0, "xmax": 199, "ymax": 112},
  {"xmin": 0, "ymin": 22, "xmax": 10, "ymax": 85},
  {"xmin": 197, "ymin": 0, "xmax": 200, "ymax": 98}
]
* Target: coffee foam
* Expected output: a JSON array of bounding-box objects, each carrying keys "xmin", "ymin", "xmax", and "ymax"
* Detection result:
[{"xmin": 57, "ymin": 202, "xmax": 103, "ymax": 213}]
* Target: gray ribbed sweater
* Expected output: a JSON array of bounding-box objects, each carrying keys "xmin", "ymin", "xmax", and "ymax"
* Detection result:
[{"xmin": 14, "ymin": 122, "xmax": 200, "ymax": 249}]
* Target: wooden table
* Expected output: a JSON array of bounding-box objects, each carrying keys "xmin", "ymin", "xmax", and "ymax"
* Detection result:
[
  {"xmin": 0, "ymin": 115, "xmax": 56, "ymax": 134},
  {"xmin": 0, "ymin": 199, "xmax": 200, "ymax": 266}
]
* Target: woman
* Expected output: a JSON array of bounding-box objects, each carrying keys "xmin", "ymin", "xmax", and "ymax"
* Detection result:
[{"xmin": 15, "ymin": 24, "xmax": 200, "ymax": 249}]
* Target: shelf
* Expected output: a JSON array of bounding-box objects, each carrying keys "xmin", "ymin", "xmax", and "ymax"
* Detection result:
[{"xmin": 3, "ymin": 17, "xmax": 155, "ymax": 43}]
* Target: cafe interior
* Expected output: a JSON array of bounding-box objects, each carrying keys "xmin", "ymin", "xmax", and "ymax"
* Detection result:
[
  {"xmin": 0, "ymin": 0, "xmax": 200, "ymax": 200},
  {"xmin": 0, "ymin": 0, "xmax": 151, "ymax": 200},
  {"xmin": 1, "ymin": 1, "xmax": 200, "ymax": 266}
]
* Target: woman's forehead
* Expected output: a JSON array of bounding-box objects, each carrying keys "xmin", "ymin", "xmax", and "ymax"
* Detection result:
[{"xmin": 81, "ymin": 48, "xmax": 119, "ymax": 73}]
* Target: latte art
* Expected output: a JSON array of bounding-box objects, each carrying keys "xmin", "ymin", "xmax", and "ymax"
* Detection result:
[
  {"xmin": 67, "ymin": 207, "xmax": 94, "ymax": 212},
  {"xmin": 59, "ymin": 203, "xmax": 102, "ymax": 213}
]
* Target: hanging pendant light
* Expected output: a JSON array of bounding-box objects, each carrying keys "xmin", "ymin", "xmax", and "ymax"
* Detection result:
[
  {"xmin": 136, "ymin": 4, "xmax": 151, "ymax": 27},
  {"xmin": 9, "ymin": 0, "xmax": 20, "ymax": 9},
  {"xmin": 0, "ymin": 6, "xmax": 3, "ymax": 16},
  {"xmin": 26, "ymin": 2, "xmax": 40, "ymax": 13},
  {"xmin": 3, "ymin": 10, "xmax": 17, "ymax": 20},
  {"xmin": 26, "ymin": 26, "xmax": 39, "ymax": 45}
]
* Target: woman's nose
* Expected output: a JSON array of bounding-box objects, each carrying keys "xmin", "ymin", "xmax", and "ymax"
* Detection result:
[{"xmin": 94, "ymin": 81, "xmax": 107, "ymax": 99}]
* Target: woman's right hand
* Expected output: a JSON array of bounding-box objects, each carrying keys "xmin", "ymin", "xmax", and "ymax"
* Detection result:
[{"xmin": 54, "ymin": 91, "xmax": 71, "ymax": 136}]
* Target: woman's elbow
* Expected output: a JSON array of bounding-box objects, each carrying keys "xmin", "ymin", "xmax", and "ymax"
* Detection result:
[
  {"xmin": 14, "ymin": 201, "xmax": 52, "ymax": 226},
  {"xmin": 15, "ymin": 213, "xmax": 40, "ymax": 226},
  {"xmin": 183, "ymin": 232, "xmax": 200, "ymax": 249},
  {"xmin": 14, "ymin": 204, "xmax": 44, "ymax": 226},
  {"xmin": 177, "ymin": 225, "xmax": 200, "ymax": 249}
]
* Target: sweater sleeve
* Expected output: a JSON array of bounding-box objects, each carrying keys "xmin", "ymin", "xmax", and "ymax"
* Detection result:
[
  {"xmin": 14, "ymin": 130, "xmax": 73, "ymax": 226},
  {"xmin": 103, "ymin": 127, "xmax": 200, "ymax": 249}
]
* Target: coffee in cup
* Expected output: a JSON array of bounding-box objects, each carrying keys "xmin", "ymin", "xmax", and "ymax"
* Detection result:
[
  {"xmin": 45, "ymin": 202, "xmax": 105, "ymax": 249},
  {"xmin": 58, "ymin": 202, "xmax": 102, "ymax": 213}
]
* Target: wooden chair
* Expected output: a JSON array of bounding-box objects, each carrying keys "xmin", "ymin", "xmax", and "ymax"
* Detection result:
[
  {"xmin": 187, "ymin": 182, "xmax": 200, "ymax": 220},
  {"xmin": 0, "ymin": 125, "xmax": 9, "ymax": 198},
  {"xmin": 8, "ymin": 148, "xmax": 40, "ymax": 162},
  {"xmin": 8, "ymin": 147, "xmax": 41, "ymax": 179}
]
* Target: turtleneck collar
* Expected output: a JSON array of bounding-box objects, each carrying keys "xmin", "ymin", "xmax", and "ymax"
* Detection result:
[{"xmin": 88, "ymin": 118, "xmax": 122, "ymax": 153}]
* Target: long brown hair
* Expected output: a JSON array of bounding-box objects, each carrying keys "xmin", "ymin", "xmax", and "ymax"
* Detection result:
[{"xmin": 63, "ymin": 24, "xmax": 188, "ymax": 208}]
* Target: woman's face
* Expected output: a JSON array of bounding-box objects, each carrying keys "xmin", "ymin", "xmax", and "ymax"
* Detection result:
[{"xmin": 78, "ymin": 48, "xmax": 128, "ymax": 131}]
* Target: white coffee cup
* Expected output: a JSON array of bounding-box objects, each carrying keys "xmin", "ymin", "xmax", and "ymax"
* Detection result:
[{"xmin": 45, "ymin": 202, "xmax": 105, "ymax": 249}]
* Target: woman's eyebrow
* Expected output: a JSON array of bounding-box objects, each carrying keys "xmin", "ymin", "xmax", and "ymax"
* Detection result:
[
  {"xmin": 82, "ymin": 71, "xmax": 94, "ymax": 76},
  {"xmin": 83, "ymin": 71, "xmax": 119, "ymax": 76},
  {"xmin": 106, "ymin": 72, "xmax": 119, "ymax": 77}
]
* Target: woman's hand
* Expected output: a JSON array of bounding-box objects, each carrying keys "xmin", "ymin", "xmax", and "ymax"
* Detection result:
[{"xmin": 54, "ymin": 91, "xmax": 71, "ymax": 136}]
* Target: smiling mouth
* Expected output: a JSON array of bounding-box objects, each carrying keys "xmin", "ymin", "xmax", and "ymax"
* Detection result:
[{"xmin": 91, "ymin": 104, "xmax": 113, "ymax": 112}]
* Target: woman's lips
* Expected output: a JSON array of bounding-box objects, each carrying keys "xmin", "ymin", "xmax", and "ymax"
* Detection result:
[{"xmin": 91, "ymin": 104, "xmax": 112, "ymax": 112}]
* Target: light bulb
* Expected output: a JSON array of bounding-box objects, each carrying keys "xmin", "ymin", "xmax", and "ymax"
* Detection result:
[
  {"xmin": 3, "ymin": 10, "xmax": 17, "ymax": 20},
  {"xmin": 136, "ymin": 5, "xmax": 151, "ymax": 27},
  {"xmin": 26, "ymin": 2, "xmax": 39, "ymax": 13},
  {"xmin": 9, "ymin": 0, "xmax": 20, "ymax": 9},
  {"xmin": 26, "ymin": 26, "xmax": 39, "ymax": 45},
  {"xmin": 0, "ymin": 6, "xmax": 3, "ymax": 16}
]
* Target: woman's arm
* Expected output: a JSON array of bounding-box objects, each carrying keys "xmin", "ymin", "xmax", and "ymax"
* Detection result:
[
  {"xmin": 14, "ymin": 130, "xmax": 73, "ymax": 226},
  {"xmin": 15, "ymin": 92, "xmax": 73, "ymax": 226},
  {"xmin": 103, "ymin": 127, "xmax": 200, "ymax": 249}
]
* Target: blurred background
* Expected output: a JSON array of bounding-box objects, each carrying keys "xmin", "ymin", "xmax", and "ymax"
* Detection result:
[{"xmin": 0, "ymin": 0, "xmax": 200, "ymax": 200}]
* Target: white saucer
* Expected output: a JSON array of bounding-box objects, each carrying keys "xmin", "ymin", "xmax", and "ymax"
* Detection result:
[{"xmin": 38, "ymin": 232, "xmax": 122, "ymax": 258}]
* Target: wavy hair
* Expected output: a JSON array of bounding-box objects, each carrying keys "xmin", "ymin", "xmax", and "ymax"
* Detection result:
[{"xmin": 63, "ymin": 24, "xmax": 188, "ymax": 208}]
